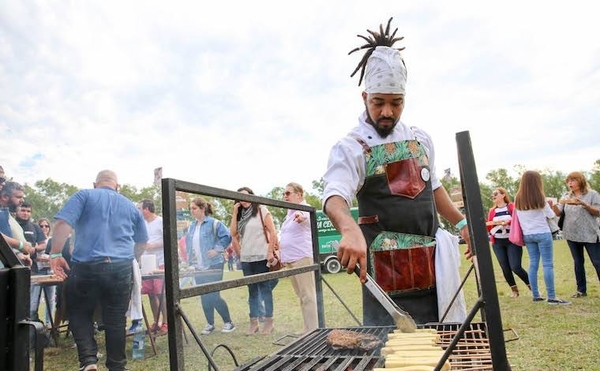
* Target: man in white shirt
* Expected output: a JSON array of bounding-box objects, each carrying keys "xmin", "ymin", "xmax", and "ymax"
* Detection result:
[
  {"xmin": 137, "ymin": 199, "xmax": 167, "ymax": 335},
  {"xmin": 322, "ymin": 19, "xmax": 471, "ymax": 325}
]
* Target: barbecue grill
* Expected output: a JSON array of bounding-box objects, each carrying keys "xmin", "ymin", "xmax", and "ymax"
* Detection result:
[
  {"xmin": 233, "ymin": 323, "xmax": 495, "ymax": 371},
  {"xmin": 160, "ymin": 131, "xmax": 512, "ymax": 371}
]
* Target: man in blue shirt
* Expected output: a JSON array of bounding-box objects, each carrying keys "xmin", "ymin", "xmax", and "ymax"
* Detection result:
[{"xmin": 50, "ymin": 170, "xmax": 148, "ymax": 371}]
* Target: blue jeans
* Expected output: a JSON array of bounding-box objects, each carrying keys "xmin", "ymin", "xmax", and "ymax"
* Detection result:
[
  {"xmin": 241, "ymin": 260, "xmax": 273, "ymax": 318},
  {"xmin": 257, "ymin": 278, "xmax": 279, "ymax": 317},
  {"xmin": 67, "ymin": 260, "xmax": 133, "ymax": 371},
  {"xmin": 566, "ymin": 239, "xmax": 600, "ymax": 294},
  {"xmin": 30, "ymin": 282, "xmax": 56, "ymax": 324},
  {"xmin": 524, "ymin": 233, "xmax": 555, "ymax": 299},
  {"xmin": 194, "ymin": 264, "xmax": 232, "ymax": 325},
  {"xmin": 492, "ymin": 238, "xmax": 530, "ymax": 287}
]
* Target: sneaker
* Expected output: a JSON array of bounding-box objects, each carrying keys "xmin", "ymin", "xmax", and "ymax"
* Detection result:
[
  {"xmin": 532, "ymin": 297, "xmax": 546, "ymax": 302},
  {"xmin": 79, "ymin": 364, "xmax": 98, "ymax": 371},
  {"xmin": 127, "ymin": 320, "xmax": 143, "ymax": 335},
  {"xmin": 571, "ymin": 291, "xmax": 587, "ymax": 298},
  {"xmin": 221, "ymin": 322, "xmax": 236, "ymax": 333},
  {"xmin": 548, "ymin": 298, "xmax": 571, "ymax": 305},
  {"xmin": 158, "ymin": 323, "xmax": 168, "ymax": 336},
  {"xmin": 200, "ymin": 324, "xmax": 215, "ymax": 335}
]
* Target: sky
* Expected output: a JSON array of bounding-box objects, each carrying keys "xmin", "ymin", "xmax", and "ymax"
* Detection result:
[{"xmin": 2, "ymin": 1, "xmax": 599, "ymax": 196}]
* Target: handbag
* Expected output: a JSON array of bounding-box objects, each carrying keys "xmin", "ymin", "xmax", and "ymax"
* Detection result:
[
  {"xmin": 509, "ymin": 210, "xmax": 525, "ymax": 246},
  {"xmin": 258, "ymin": 207, "xmax": 282, "ymax": 272},
  {"xmin": 557, "ymin": 209, "xmax": 565, "ymax": 230}
]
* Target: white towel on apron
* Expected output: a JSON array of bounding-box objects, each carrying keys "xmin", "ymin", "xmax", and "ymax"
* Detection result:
[{"xmin": 435, "ymin": 228, "xmax": 467, "ymax": 323}]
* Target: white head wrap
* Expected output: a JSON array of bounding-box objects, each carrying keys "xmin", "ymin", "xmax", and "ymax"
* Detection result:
[{"xmin": 364, "ymin": 46, "xmax": 407, "ymax": 95}]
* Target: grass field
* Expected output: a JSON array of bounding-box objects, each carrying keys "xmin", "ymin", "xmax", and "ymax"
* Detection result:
[{"xmin": 40, "ymin": 239, "xmax": 600, "ymax": 371}]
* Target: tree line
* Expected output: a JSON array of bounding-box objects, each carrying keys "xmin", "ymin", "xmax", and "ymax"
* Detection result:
[{"xmin": 20, "ymin": 160, "xmax": 600, "ymax": 230}]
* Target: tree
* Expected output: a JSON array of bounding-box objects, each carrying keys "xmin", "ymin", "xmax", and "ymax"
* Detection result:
[
  {"xmin": 485, "ymin": 168, "xmax": 519, "ymax": 198},
  {"xmin": 23, "ymin": 178, "xmax": 79, "ymax": 221},
  {"xmin": 587, "ymin": 159, "xmax": 600, "ymax": 191},
  {"xmin": 540, "ymin": 169, "xmax": 568, "ymax": 199},
  {"xmin": 120, "ymin": 185, "xmax": 162, "ymax": 213},
  {"xmin": 311, "ymin": 178, "xmax": 324, "ymax": 197}
]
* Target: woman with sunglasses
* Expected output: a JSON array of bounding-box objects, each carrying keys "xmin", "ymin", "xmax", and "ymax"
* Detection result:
[
  {"xmin": 33, "ymin": 218, "xmax": 55, "ymax": 327},
  {"xmin": 486, "ymin": 188, "xmax": 530, "ymax": 298},
  {"xmin": 38, "ymin": 218, "xmax": 51, "ymax": 239},
  {"xmin": 279, "ymin": 182, "xmax": 318, "ymax": 334}
]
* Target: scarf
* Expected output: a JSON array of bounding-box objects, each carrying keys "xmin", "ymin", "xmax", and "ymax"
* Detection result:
[{"xmin": 237, "ymin": 205, "xmax": 254, "ymax": 237}]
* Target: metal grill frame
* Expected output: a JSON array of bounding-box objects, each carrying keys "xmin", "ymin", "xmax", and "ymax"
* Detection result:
[
  {"xmin": 235, "ymin": 323, "xmax": 494, "ymax": 371},
  {"xmin": 158, "ymin": 130, "xmax": 512, "ymax": 371},
  {"xmin": 456, "ymin": 131, "xmax": 511, "ymax": 370}
]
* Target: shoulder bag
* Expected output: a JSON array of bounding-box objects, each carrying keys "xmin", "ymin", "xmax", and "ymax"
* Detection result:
[
  {"xmin": 258, "ymin": 207, "xmax": 282, "ymax": 272},
  {"xmin": 557, "ymin": 208, "xmax": 565, "ymax": 230},
  {"xmin": 509, "ymin": 210, "xmax": 525, "ymax": 247}
]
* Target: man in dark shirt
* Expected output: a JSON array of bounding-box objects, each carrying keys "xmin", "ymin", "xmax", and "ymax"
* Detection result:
[{"xmin": 16, "ymin": 201, "xmax": 51, "ymax": 322}]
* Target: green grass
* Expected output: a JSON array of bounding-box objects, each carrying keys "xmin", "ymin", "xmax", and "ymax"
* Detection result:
[{"xmin": 40, "ymin": 240, "xmax": 600, "ymax": 370}]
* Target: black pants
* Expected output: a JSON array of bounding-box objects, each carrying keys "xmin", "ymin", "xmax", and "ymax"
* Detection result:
[{"xmin": 67, "ymin": 260, "xmax": 132, "ymax": 371}]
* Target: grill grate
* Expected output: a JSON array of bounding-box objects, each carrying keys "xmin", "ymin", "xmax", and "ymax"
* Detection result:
[
  {"xmin": 235, "ymin": 323, "xmax": 493, "ymax": 371},
  {"xmin": 235, "ymin": 327, "xmax": 389, "ymax": 371},
  {"xmin": 422, "ymin": 322, "xmax": 493, "ymax": 370}
]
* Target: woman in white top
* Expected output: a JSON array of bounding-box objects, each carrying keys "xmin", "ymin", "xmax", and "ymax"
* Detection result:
[
  {"xmin": 230, "ymin": 187, "xmax": 278, "ymax": 335},
  {"xmin": 515, "ymin": 171, "xmax": 570, "ymax": 305}
]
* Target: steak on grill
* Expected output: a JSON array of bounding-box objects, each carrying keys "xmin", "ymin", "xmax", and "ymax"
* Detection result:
[{"xmin": 326, "ymin": 329, "xmax": 383, "ymax": 352}]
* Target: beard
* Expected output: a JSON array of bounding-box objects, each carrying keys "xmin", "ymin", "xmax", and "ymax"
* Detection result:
[{"xmin": 365, "ymin": 108, "xmax": 399, "ymax": 138}]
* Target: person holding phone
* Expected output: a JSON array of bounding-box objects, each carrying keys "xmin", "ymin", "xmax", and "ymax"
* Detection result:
[{"xmin": 230, "ymin": 187, "xmax": 278, "ymax": 335}]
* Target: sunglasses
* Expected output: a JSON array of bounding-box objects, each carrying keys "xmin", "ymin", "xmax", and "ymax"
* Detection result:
[
  {"xmin": 284, "ymin": 191, "xmax": 295, "ymax": 196},
  {"xmin": 492, "ymin": 192, "xmax": 500, "ymax": 197}
]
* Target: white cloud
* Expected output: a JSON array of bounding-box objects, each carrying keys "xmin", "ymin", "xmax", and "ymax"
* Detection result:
[{"xmin": 1, "ymin": 0, "xmax": 599, "ymax": 197}]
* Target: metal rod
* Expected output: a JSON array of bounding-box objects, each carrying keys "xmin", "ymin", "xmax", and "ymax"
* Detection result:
[
  {"xmin": 456, "ymin": 131, "xmax": 511, "ymax": 371},
  {"xmin": 177, "ymin": 304, "xmax": 221, "ymax": 371},
  {"xmin": 435, "ymin": 297, "xmax": 485, "ymax": 371},
  {"xmin": 321, "ymin": 277, "xmax": 362, "ymax": 326},
  {"xmin": 440, "ymin": 264, "xmax": 474, "ymax": 322}
]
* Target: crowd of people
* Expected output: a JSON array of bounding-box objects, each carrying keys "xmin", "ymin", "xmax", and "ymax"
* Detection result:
[
  {"xmin": 0, "ymin": 165, "xmax": 320, "ymax": 371},
  {"xmin": 486, "ymin": 170, "xmax": 600, "ymax": 306},
  {"xmin": 3, "ymin": 17, "xmax": 600, "ymax": 371}
]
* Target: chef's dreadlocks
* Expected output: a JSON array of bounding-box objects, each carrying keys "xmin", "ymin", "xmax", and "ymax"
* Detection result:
[{"xmin": 349, "ymin": 17, "xmax": 405, "ymax": 86}]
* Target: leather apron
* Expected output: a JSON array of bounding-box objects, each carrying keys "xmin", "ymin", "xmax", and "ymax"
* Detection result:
[{"xmin": 355, "ymin": 134, "xmax": 439, "ymax": 325}]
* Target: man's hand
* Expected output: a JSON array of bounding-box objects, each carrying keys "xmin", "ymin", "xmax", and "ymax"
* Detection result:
[
  {"xmin": 335, "ymin": 228, "xmax": 368, "ymax": 283},
  {"xmin": 18, "ymin": 253, "xmax": 32, "ymax": 266},
  {"xmin": 22, "ymin": 242, "xmax": 34, "ymax": 255},
  {"xmin": 50, "ymin": 257, "xmax": 70, "ymax": 280},
  {"xmin": 459, "ymin": 225, "xmax": 473, "ymax": 260}
]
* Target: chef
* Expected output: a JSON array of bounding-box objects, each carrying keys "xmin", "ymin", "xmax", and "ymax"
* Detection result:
[{"xmin": 322, "ymin": 19, "xmax": 470, "ymax": 325}]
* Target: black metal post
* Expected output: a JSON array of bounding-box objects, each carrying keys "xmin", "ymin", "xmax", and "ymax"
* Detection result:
[{"xmin": 456, "ymin": 131, "xmax": 511, "ymax": 371}]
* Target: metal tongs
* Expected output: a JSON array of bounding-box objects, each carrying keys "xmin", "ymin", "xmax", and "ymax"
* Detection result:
[
  {"xmin": 331, "ymin": 241, "xmax": 417, "ymax": 332},
  {"xmin": 356, "ymin": 267, "xmax": 417, "ymax": 333}
]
